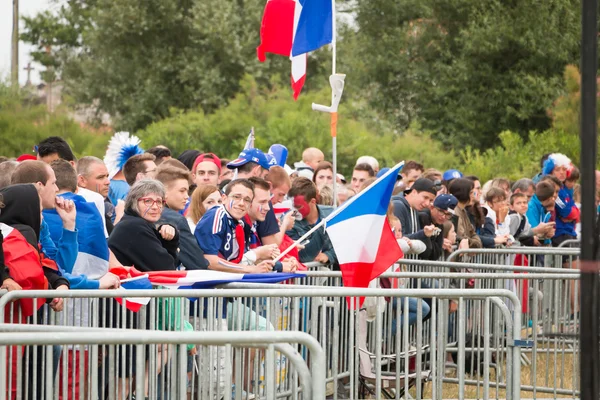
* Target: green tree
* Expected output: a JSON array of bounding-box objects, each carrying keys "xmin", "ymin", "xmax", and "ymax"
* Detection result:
[
  {"xmin": 21, "ymin": 0, "xmax": 331, "ymax": 132},
  {"xmin": 343, "ymin": 0, "xmax": 581, "ymax": 148},
  {"xmin": 138, "ymin": 76, "xmax": 458, "ymax": 176}
]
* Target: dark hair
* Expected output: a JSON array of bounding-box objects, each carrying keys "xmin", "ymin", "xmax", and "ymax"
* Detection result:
[
  {"xmin": 224, "ymin": 179, "xmax": 255, "ymax": 196},
  {"xmin": 536, "ymin": 181, "xmax": 556, "ymax": 201},
  {"xmin": 50, "ymin": 159, "xmax": 77, "ymax": 193},
  {"xmin": 312, "ymin": 161, "xmax": 333, "ymax": 185},
  {"xmin": 288, "ymin": 177, "xmax": 318, "ymax": 202},
  {"xmin": 484, "ymin": 187, "xmax": 506, "ymax": 203},
  {"xmin": 11, "ymin": 160, "xmax": 50, "ymax": 185},
  {"xmin": 404, "ymin": 160, "xmax": 424, "ymax": 174},
  {"xmin": 464, "ymin": 175, "xmax": 480, "ymax": 182},
  {"xmin": 510, "ymin": 192, "xmax": 527, "ymax": 205},
  {"xmin": 248, "ymin": 177, "xmax": 271, "ymax": 192},
  {"xmin": 220, "ymin": 158, "xmax": 230, "ymax": 169},
  {"xmin": 540, "ymin": 153, "xmax": 552, "ymax": 169},
  {"xmin": 540, "ymin": 175, "xmax": 562, "ymax": 189},
  {"xmin": 448, "ymin": 178, "xmax": 474, "ymax": 203},
  {"xmin": 123, "ymin": 153, "xmax": 156, "ymax": 186},
  {"xmin": 146, "ymin": 146, "xmax": 171, "ymax": 165},
  {"xmin": 354, "ymin": 163, "xmax": 375, "ymax": 177},
  {"xmin": 177, "ymin": 150, "xmax": 201, "ymax": 171},
  {"xmin": 37, "ymin": 136, "xmax": 76, "ymax": 162},
  {"xmin": 567, "ymin": 166, "xmax": 580, "ymax": 182},
  {"xmin": 219, "ymin": 179, "xmax": 231, "ymax": 191},
  {"xmin": 236, "ymin": 161, "xmax": 260, "ymax": 175}
]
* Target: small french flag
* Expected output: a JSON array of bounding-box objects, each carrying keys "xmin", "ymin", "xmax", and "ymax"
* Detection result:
[{"xmin": 116, "ymin": 275, "xmax": 153, "ymax": 312}]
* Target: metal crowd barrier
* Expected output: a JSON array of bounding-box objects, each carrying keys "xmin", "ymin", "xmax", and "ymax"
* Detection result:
[{"xmin": 0, "ymin": 287, "xmax": 522, "ymax": 400}]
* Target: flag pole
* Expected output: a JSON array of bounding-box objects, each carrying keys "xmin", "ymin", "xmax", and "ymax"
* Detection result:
[{"xmin": 274, "ymin": 161, "xmax": 404, "ymax": 262}]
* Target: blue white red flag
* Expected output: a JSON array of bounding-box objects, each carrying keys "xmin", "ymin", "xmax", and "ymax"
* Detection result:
[
  {"xmin": 116, "ymin": 275, "xmax": 153, "ymax": 312},
  {"xmin": 110, "ymin": 266, "xmax": 303, "ymax": 290},
  {"xmin": 325, "ymin": 163, "xmax": 404, "ymax": 300},
  {"xmin": 257, "ymin": 0, "xmax": 333, "ymax": 99}
]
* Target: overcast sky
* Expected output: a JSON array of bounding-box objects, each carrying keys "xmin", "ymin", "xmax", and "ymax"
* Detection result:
[{"xmin": 0, "ymin": 0, "xmax": 62, "ymax": 85}]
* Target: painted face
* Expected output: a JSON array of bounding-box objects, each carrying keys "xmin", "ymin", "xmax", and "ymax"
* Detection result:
[
  {"xmin": 293, "ymin": 195, "xmax": 311, "ymax": 219},
  {"xmin": 165, "ymin": 179, "xmax": 189, "ymax": 211},
  {"xmin": 315, "ymin": 168, "xmax": 333, "ymax": 189},
  {"xmin": 226, "ymin": 184, "xmax": 253, "ymax": 220},
  {"xmin": 471, "ymin": 180, "xmax": 482, "ymax": 203},
  {"xmin": 137, "ymin": 193, "xmax": 164, "ymax": 222},
  {"xmin": 250, "ymin": 188, "xmax": 271, "ymax": 222},
  {"xmin": 194, "ymin": 161, "xmax": 220, "ymax": 186},
  {"xmin": 80, "ymin": 162, "xmax": 110, "ymax": 197},
  {"xmin": 202, "ymin": 190, "xmax": 223, "ymax": 212}
]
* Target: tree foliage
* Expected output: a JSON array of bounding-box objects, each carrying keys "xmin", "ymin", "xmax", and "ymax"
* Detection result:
[
  {"xmin": 138, "ymin": 76, "xmax": 459, "ymax": 176},
  {"xmin": 0, "ymin": 83, "xmax": 110, "ymax": 158},
  {"xmin": 21, "ymin": 0, "xmax": 331, "ymax": 132},
  {"xmin": 342, "ymin": 0, "xmax": 581, "ymax": 148}
]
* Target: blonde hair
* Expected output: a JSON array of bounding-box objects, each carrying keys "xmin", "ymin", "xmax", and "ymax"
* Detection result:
[{"xmin": 318, "ymin": 184, "xmax": 334, "ymax": 206}]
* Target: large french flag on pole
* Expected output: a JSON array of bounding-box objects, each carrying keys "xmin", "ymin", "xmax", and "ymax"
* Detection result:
[
  {"xmin": 326, "ymin": 163, "xmax": 404, "ymax": 300},
  {"xmin": 257, "ymin": 0, "xmax": 333, "ymax": 99}
]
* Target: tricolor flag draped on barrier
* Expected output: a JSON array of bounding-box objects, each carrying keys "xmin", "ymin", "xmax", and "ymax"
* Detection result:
[
  {"xmin": 325, "ymin": 163, "xmax": 404, "ymax": 302},
  {"xmin": 257, "ymin": 0, "xmax": 333, "ymax": 99},
  {"xmin": 110, "ymin": 267, "xmax": 305, "ymax": 311},
  {"xmin": 116, "ymin": 275, "xmax": 153, "ymax": 312}
]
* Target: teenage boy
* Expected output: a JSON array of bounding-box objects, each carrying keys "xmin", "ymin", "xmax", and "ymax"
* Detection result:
[
  {"xmin": 502, "ymin": 192, "xmax": 535, "ymax": 246},
  {"xmin": 156, "ymin": 166, "xmax": 209, "ymax": 270}
]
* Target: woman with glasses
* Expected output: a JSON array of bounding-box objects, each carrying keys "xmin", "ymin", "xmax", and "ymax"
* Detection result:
[{"xmin": 108, "ymin": 179, "xmax": 180, "ymax": 272}]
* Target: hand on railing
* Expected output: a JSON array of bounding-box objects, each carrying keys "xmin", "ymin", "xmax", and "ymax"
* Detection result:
[
  {"xmin": 49, "ymin": 284, "xmax": 69, "ymax": 312},
  {"xmin": 0, "ymin": 278, "xmax": 22, "ymax": 292}
]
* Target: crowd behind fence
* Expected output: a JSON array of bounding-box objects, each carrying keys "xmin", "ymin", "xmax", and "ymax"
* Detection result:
[{"xmin": 0, "ymin": 245, "xmax": 584, "ymax": 400}]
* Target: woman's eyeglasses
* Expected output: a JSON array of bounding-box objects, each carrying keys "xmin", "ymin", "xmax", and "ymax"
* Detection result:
[{"xmin": 138, "ymin": 197, "xmax": 165, "ymax": 208}]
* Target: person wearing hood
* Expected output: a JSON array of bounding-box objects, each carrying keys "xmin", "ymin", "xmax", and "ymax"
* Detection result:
[
  {"xmin": 392, "ymin": 178, "xmax": 438, "ymax": 244},
  {"xmin": 108, "ymin": 179, "xmax": 180, "ymax": 271}
]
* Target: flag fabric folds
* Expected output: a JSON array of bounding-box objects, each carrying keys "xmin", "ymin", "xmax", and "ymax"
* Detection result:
[
  {"xmin": 116, "ymin": 275, "xmax": 153, "ymax": 312},
  {"xmin": 257, "ymin": 0, "xmax": 333, "ymax": 99},
  {"xmin": 325, "ymin": 163, "xmax": 404, "ymax": 304}
]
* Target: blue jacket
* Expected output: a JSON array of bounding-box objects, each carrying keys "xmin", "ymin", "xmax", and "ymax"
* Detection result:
[
  {"xmin": 286, "ymin": 205, "xmax": 338, "ymax": 265},
  {"xmin": 40, "ymin": 219, "xmax": 100, "ymax": 289},
  {"xmin": 555, "ymin": 186, "xmax": 577, "ymax": 238},
  {"xmin": 526, "ymin": 195, "xmax": 552, "ymax": 245}
]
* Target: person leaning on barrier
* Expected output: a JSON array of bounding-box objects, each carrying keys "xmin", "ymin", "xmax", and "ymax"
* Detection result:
[
  {"xmin": 194, "ymin": 178, "xmax": 274, "ymax": 273},
  {"xmin": 285, "ymin": 177, "xmax": 338, "ymax": 266},
  {"xmin": 526, "ymin": 181, "xmax": 557, "ymax": 245},
  {"xmin": 108, "ymin": 179, "xmax": 180, "ymax": 271},
  {"xmin": 419, "ymin": 194, "xmax": 458, "ymax": 260},
  {"xmin": 448, "ymin": 178, "xmax": 483, "ymax": 249},
  {"xmin": 155, "ymin": 165, "xmax": 210, "ymax": 270}
]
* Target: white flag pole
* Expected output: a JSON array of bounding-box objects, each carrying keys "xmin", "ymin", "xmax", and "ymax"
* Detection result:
[{"xmin": 274, "ymin": 161, "xmax": 405, "ymax": 262}]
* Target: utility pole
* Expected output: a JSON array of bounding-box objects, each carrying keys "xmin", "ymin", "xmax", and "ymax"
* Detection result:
[
  {"xmin": 23, "ymin": 63, "xmax": 34, "ymax": 87},
  {"xmin": 11, "ymin": 0, "xmax": 19, "ymax": 89}
]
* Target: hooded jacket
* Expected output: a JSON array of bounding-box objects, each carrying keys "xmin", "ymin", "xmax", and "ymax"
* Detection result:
[
  {"xmin": 0, "ymin": 184, "xmax": 69, "ymax": 290},
  {"xmin": 526, "ymin": 194, "xmax": 552, "ymax": 244},
  {"xmin": 391, "ymin": 194, "xmax": 428, "ymax": 242},
  {"xmin": 109, "ymin": 208, "xmax": 180, "ymax": 272}
]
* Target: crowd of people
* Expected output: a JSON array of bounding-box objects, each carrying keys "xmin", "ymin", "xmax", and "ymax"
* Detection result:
[{"xmin": 0, "ymin": 132, "xmax": 590, "ymax": 398}]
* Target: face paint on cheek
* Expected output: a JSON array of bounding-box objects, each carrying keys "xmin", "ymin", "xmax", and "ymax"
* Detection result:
[
  {"xmin": 229, "ymin": 200, "xmax": 235, "ymax": 210},
  {"xmin": 293, "ymin": 195, "xmax": 311, "ymax": 218}
]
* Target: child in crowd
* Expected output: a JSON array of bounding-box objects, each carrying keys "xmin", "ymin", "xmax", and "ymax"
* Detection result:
[
  {"xmin": 553, "ymin": 166, "xmax": 580, "ymax": 247},
  {"xmin": 502, "ymin": 192, "xmax": 535, "ymax": 246},
  {"xmin": 390, "ymin": 216, "xmax": 427, "ymax": 255}
]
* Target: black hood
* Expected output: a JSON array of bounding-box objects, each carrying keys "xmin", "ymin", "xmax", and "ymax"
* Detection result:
[
  {"xmin": 177, "ymin": 150, "xmax": 201, "ymax": 171},
  {"xmin": 0, "ymin": 184, "xmax": 41, "ymax": 247}
]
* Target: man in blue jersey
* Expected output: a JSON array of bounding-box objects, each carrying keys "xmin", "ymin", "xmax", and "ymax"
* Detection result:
[{"xmin": 195, "ymin": 179, "xmax": 273, "ymax": 273}]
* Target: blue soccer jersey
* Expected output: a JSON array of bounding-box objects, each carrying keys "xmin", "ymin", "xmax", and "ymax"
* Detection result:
[{"xmin": 195, "ymin": 205, "xmax": 247, "ymax": 261}]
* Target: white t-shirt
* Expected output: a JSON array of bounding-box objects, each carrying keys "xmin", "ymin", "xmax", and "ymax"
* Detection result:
[{"xmin": 77, "ymin": 187, "xmax": 109, "ymax": 238}]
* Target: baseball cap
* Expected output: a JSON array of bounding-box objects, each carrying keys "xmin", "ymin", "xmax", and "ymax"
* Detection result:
[
  {"xmin": 268, "ymin": 144, "xmax": 288, "ymax": 167},
  {"xmin": 192, "ymin": 153, "xmax": 221, "ymax": 173},
  {"xmin": 433, "ymin": 194, "xmax": 458, "ymax": 214},
  {"xmin": 407, "ymin": 178, "xmax": 437, "ymax": 196},
  {"xmin": 443, "ymin": 169, "xmax": 463, "ymax": 181},
  {"xmin": 227, "ymin": 148, "xmax": 272, "ymax": 170}
]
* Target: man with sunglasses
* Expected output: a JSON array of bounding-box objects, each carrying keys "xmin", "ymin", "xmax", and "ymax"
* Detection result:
[
  {"xmin": 194, "ymin": 179, "xmax": 273, "ymax": 273},
  {"xmin": 419, "ymin": 194, "xmax": 458, "ymax": 260}
]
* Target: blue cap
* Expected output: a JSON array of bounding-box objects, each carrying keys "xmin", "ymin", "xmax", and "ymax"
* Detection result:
[
  {"xmin": 268, "ymin": 144, "xmax": 288, "ymax": 167},
  {"xmin": 376, "ymin": 167, "xmax": 390, "ymax": 179},
  {"xmin": 265, "ymin": 153, "xmax": 278, "ymax": 167},
  {"xmin": 433, "ymin": 194, "xmax": 458, "ymax": 213},
  {"xmin": 227, "ymin": 148, "xmax": 272, "ymax": 170},
  {"xmin": 443, "ymin": 169, "xmax": 463, "ymax": 181}
]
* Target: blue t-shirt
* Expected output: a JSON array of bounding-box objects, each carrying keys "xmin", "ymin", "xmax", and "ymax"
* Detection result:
[
  {"xmin": 194, "ymin": 206, "xmax": 247, "ymax": 261},
  {"xmin": 255, "ymin": 203, "xmax": 279, "ymax": 240},
  {"xmin": 108, "ymin": 179, "xmax": 129, "ymax": 206}
]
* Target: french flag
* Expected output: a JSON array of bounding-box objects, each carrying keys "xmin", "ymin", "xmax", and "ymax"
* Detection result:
[
  {"xmin": 326, "ymin": 163, "xmax": 404, "ymax": 304},
  {"xmin": 116, "ymin": 275, "xmax": 153, "ymax": 312},
  {"xmin": 111, "ymin": 266, "xmax": 303, "ymax": 290},
  {"xmin": 257, "ymin": 0, "xmax": 333, "ymax": 99}
]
